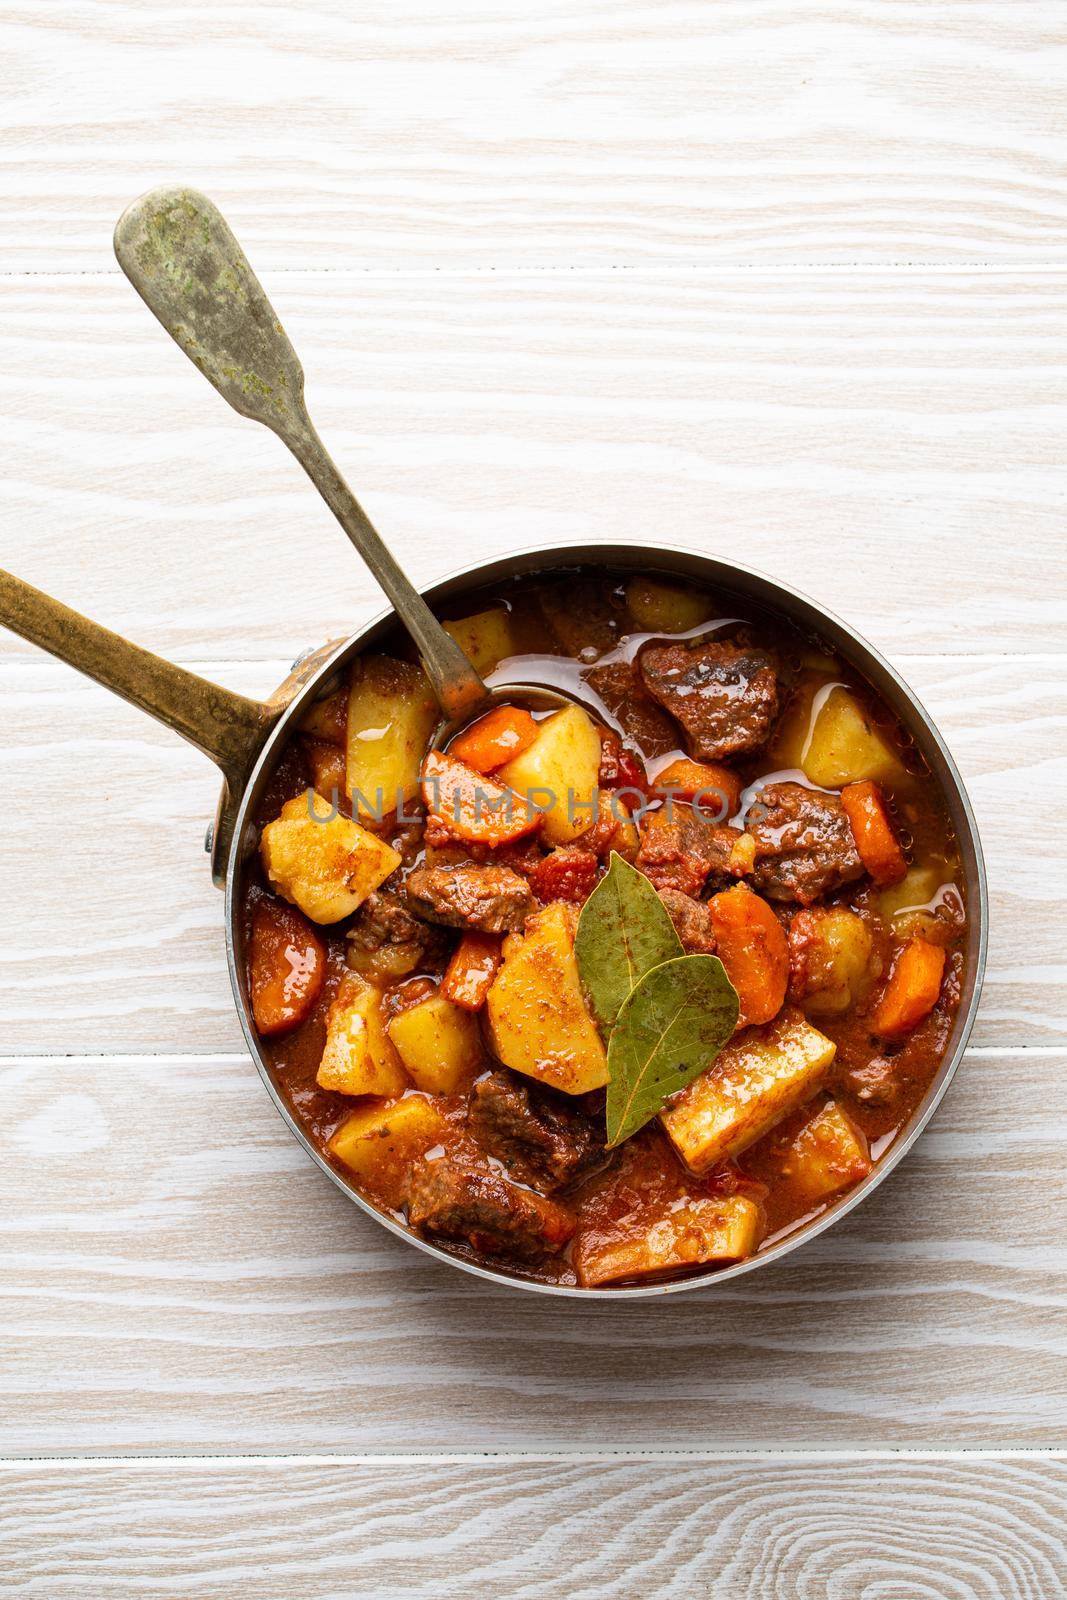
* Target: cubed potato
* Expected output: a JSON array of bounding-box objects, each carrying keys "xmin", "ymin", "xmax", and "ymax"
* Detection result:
[
  {"xmin": 328, "ymin": 1093, "xmax": 447, "ymax": 1210},
  {"xmin": 299, "ymin": 687, "xmax": 348, "ymax": 744},
  {"xmin": 625, "ymin": 577, "xmax": 710, "ymax": 635},
  {"xmin": 485, "ymin": 901, "xmax": 609, "ymax": 1094},
  {"xmin": 443, "ymin": 608, "xmax": 515, "ymax": 676},
  {"xmin": 877, "ymin": 864, "xmax": 960, "ymax": 943},
  {"xmin": 802, "ymin": 686, "xmax": 904, "ymax": 789},
  {"xmin": 575, "ymin": 1194, "xmax": 762, "ymax": 1286},
  {"xmin": 346, "ymin": 655, "xmax": 438, "ymax": 819},
  {"xmin": 260, "ymin": 791, "xmax": 402, "ymax": 924},
  {"xmin": 749, "ymin": 1099, "xmax": 871, "ymax": 1211},
  {"xmin": 788, "ymin": 906, "xmax": 875, "ymax": 1016},
  {"xmin": 386, "ymin": 991, "xmax": 485, "ymax": 1094},
  {"xmin": 305, "ymin": 737, "xmax": 347, "ymax": 800},
  {"xmin": 497, "ymin": 704, "xmax": 602, "ymax": 845},
  {"xmin": 777, "ymin": 1107, "xmax": 876, "ymax": 1203},
  {"xmin": 316, "ymin": 973, "xmax": 409, "ymax": 1098},
  {"xmin": 662, "ymin": 1010, "xmax": 836, "ymax": 1173}
]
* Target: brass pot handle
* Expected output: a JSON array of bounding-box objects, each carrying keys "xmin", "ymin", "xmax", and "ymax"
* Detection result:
[{"xmin": 0, "ymin": 567, "xmax": 282, "ymax": 880}]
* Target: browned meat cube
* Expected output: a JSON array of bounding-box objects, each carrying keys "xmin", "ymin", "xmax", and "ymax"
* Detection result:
[
  {"xmin": 640, "ymin": 639, "xmax": 779, "ymax": 761},
  {"xmin": 345, "ymin": 889, "xmax": 448, "ymax": 980},
  {"xmin": 584, "ymin": 661, "xmax": 680, "ymax": 757},
  {"xmin": 468, "ymin": 1070, "xmax": 605, "ymax": 1193},
  {"xmin": 408, "ymin": 1153, "xmax": 575, "ymax": 1260},
  {"xmin": 538, "ymin": 579, "xmax": 626, "ymax": 658},
  {"xmin": 405, "ymin": 863, "xmax": 537, "ymax": 933},
  {"xmin": 635, "ymin": 806, "xmax": 745, "ymax": 898},
  {"xmin": 746, "ymin": 782, "xmax": 864, "ymax": 905},
  {"xmin": 656, "ymin": 888, "xmax": 718, "ymax": 954}
]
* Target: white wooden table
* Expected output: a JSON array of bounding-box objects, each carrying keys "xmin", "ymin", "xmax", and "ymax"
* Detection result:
[{"xmin": 2, "ymin": 4, "xmax": 1065, "ymax": 1594}]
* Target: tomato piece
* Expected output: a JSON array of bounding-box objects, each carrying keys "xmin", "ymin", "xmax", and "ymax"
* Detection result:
[
  {"xmin": 872, "ymin": 937, "xmax": 946, "ymax": 1036},
  {"xmin": 441, "ymin": 933, "xmax": 503, "ymax": 1010},
  {"xmin": 708, "ymin": 883, "xmax": 790, "ymax": 1028},
  {"xmin": 841, "ymin": 780, "xmax": 907, "ymax": 886},
  {"xmin": 249, "ymin": 897, "xmax": 326, "ymax": 1035},
  {"xmin": 449, "ymin": 706, "xmax": 538, "ymax": 774},
  {"xmin": 528, "ymin": 846, "xmax": 601, "ymax": 905},
  {"xmin": 421, "ymin": 751, "xmax": 541, "ymax": 847}
]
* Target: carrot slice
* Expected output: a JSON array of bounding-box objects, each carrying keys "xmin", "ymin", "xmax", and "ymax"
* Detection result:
[
  {"xmin": 708, "ymin": 883, "xmax": 790, "ymax": 1028},
  {"xmin": 450, "ymin": 706, "xmax": 538, "ymax": 774},
  {"xmin": 872, "ymin": 937, "xmax": 946, "ymax": 1037},
  {"xmin": 655, "ymin": 758, "xmax": 743, "ymax": 820},
  {"xmin": 441, "ymin": 932, "xmax": 503, "ymax": 1010},
  {"xmin": 841, "ymin": 780, "xmax": 907, "ymax": 886},
  {"xmin": 421, "ymin": 750, "xmax": 541, "ymax": 847},
  {"xmin": 249, "ymin": 897, "xmax": 326, "ymax": 1036}
]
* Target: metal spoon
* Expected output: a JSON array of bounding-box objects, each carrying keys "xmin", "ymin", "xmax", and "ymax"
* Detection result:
[{"xmin": 113, "ymin": 186, "xmax": 569, "ymax": 739}]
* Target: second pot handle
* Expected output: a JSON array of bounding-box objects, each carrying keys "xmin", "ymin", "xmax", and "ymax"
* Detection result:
[{"xmin": 0, "ymin": 567, "xmax": 286, "ymax": 882}]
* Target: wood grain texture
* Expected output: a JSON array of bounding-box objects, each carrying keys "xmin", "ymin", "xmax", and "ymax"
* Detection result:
[
  {"xmin": 3, "ymin": 1, "xmax": 1067, "ymax": 272},
  {"xmin": 1, "ymin": 271, "xmax": 1065, "ymax": 663},
  {"xmin": 0, "ymin": 650, "xmax": 1058, "ymax": 1053},
  {"xmin": 3, "ymin": 1455, "xmax": 1067, "ymax": 1599},
  {"xmin": 2, "ymin": 1046, "xmax": 1064, "ymax": 1452}
]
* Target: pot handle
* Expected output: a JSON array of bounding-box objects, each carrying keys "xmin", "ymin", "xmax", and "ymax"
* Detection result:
[{"xmin": 0, "ymin": 566, "xmax": 286, "ymax": 882}]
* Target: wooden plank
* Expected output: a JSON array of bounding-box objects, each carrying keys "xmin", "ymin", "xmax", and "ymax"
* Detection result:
[
  {"xmin": 3, "ymin": 1454, "xmax": 1066, "ymax": 1599},
  {"xmin": 0, "ymin": 650, "xmax": 1056, "ymax": 1053},
  {"xmin": 1, "ymin": 1047, "xmax": 1064, "ymax": 1452},
  {"xmin": 2, "ymin": 2, "xmax": 1067, "ymax": 271},
  {"xmin": 0, "ymin": 271, "xmax": 1065, "ymax": 662}
]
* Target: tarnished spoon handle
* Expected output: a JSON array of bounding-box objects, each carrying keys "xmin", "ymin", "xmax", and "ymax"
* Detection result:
[{"xmin": 113, "ymin": 185, "xmax": 488, "ymax": 727}]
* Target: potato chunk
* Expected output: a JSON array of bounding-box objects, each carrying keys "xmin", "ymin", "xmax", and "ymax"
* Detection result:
[
  {"xmin": 443, "ymin": 608, "xmax": 515, "ymax": 676},
  {"xmin": 497, "ymin": 704, "xmax": 602, "ymax": 845},
  {"xmin": 316, "ymin": 973, "xmax": 409, "ymax": 1098},
  {"xmin": 625, "ymin": 577, "xmax": 710, "ymax": 634},
  {"xmin": 260, "ymin": 792, "xmax": 402, "ymax": 924},
  {"xmin": 386, "ymin": 991, "xmax": 485, "ymax": 1094},
  {"xmin": 802, "ymin": 686, "xmax": 904, "ymax": 789},
  {"xmin": 346, "ymin": 655, "xmax": 438, "ymax": 819},
  {"xmin": 788, "ymin": 906, "xmax": 874, "ymax": 1017},
  {"xmin": 485, "ymin": 902, "xmax": 609, "ymax": 1094},
  {"xmin": 576, "ymin": 1192, "xmax": 761, "ymax": 1286},
  {"xmin": 328, "ymin": 1094, "xmax": 446, "ymax": 1210},
  {"xmin": 747, "ymin": 1099, "xmax": 872, "ymax": 1213},
  {"xmin": 662, "ymin": 1010, "xmax": 835, "ymax": 1173}
]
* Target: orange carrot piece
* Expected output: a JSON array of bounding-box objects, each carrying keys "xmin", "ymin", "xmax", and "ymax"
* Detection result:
[
  {"xmin": 421, "ymin": 751, "xmax": 541, "ymax": 848},
  {"xmin": 656, "ymin": 758, "xmax": 743, "ymax": 820},
  {"xmin": 441, "ymin": 932, "xmax": 503, "ymax": 1010},
  {"xmin": 708, "ymin": 883, "xmax": 790, "ymax": 1028},
  {"xmin": 872, "ymin": 937, "xmax": 946, "ymax": 1037},
  {"xmin": 249, "ymin": 897, "xmax": 326, "ymax": 1036},
  {"xmin": 450, "ymin": 706, "xmax": 539, "ymax": 774},
  {"xmin": 841, "ymin": 780, "xmax": 907, "ymax": 886}
]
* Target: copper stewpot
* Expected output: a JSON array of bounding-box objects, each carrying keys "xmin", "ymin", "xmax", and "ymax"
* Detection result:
[{"xmin": 0, "ymin": 539, "xmax": 988, "ymax": 1297}]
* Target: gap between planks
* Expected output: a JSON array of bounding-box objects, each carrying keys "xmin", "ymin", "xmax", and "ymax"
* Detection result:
[{"xmin": 3, "ymin": 1449, "xmax": 1067, "ymax": 1467}]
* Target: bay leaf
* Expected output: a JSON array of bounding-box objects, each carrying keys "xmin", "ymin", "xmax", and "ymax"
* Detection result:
[
  {"xmin": 574, "ymin": 850, "xmax": 683, "ymax": 1032},
  {"xmin": 605, "ymin": 954, "xmax": 739, "ymax": 1147}
]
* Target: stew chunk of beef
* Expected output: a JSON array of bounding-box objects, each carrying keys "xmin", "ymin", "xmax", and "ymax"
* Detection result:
[
  {"xmin": 346, "ymin": 889, "xmax": 447, "ymax": 978},
  {"xmin": 408, "ymin": 1153, "xmax": 575, "ymax": 1260},
  {"xmin": 583, "ymin": 662, "xmax": 679, "ymax": 758},
  {"xmin": 636, "ymin": 806, "xmax": 746, "ymax": 899},
  {"xmin": 640, "ymin": 639, "xmax": 779, "ymax": 761},
  {"xmin": 746, "ymin": 781, "xmax": 864, "ymax": 904},
  {"xmin": 656, "ymin": 888, "xmax": 718, "ymax": 954},
  {"xmin": 468, "ymin": 1070, "xmax": 604, "ymax": 1193},
  {"xmin": 405, "ymin": 863, "xmax": 536, "ymax": 933}
]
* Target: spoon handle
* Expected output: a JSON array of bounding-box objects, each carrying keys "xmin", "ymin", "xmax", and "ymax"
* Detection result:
[{"xmin": 113, "ymin": 185, "xmax": 488, "ymax": 727}]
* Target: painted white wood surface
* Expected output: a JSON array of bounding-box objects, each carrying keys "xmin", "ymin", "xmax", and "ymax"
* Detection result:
[
  {"xmin": 2, "ymin": 1, "xmax": 1067, "ymax": 273},
  {"xmin": 3, "ymin": 1455, "xmax": 1066, "ymax": 1600},
  {"xmin": 2, "ymin": 1, "xmax": 1067, "ymax": 1592}
]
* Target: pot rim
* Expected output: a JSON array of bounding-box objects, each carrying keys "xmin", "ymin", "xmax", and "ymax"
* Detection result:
[{"xmin": 224, "ymin": 537, "xmax": 989, "ymax": 1299}]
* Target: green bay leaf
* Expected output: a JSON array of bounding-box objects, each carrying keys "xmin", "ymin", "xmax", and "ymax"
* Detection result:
[
  {"xmin": 574, "ymin": 851, "xmax": 683, "ymax": 1032},
  {"xmin": 605, "ymin": 954, "xmax": 739, "ymax": 1147}
]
